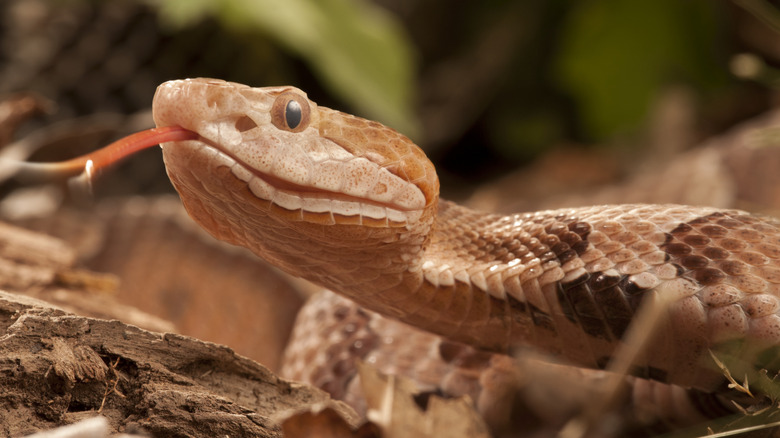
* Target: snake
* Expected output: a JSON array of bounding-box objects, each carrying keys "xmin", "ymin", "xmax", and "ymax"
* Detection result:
[{"xmin": 26, "ymin": 78, "xmax": 780, "ymax": 432}]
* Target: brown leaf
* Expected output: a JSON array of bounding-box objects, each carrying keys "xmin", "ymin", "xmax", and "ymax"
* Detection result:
[
  {"xmin": 357, "ymin": 361, "xmax": 490, "ymax": 438},
  {"xmin": 282, "ymin": 407, "xmax": 381, "ymax": 438}
]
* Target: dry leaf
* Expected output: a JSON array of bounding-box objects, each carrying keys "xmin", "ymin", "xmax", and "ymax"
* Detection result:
[
  {"xmin": 358, "ymin": 361, "xmax": 490, "ymax": 438},
  {"xmin": 281, "ymin": 407, "xmax": 380, "ymax": 438}
]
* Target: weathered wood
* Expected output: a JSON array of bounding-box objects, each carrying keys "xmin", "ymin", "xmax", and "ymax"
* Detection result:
[{"xmin": 0, "ymin": 221, "xmax": 357, "ymax": 437}]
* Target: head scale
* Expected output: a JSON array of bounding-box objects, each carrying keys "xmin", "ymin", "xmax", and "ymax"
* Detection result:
[{"xmin": 152, "ymin": 78, "xmax": 439, "ymax": 286}]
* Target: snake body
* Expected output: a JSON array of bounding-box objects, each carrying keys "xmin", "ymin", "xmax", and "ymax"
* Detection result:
[{"xmin": 152, "ymin": 79, "xmax": 780, "ymax": 404}]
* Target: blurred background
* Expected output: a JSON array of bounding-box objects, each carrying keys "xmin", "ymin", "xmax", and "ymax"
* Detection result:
[
  {"xmin": 1, "ymin": 0, "xmax": 777, "ymax": 200},
  {"xmin": 1, "ymin": 0, "xmax": 780, "ymax": 371}
]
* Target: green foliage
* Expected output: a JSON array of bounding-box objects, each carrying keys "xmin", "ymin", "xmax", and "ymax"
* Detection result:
[
  {"xmin": 554, "ymin": 0, "xmax": 726, "ymax": 139},
  {"xmin": 146, "ymin": 0, "xmax": 418, "ymax": 137}
]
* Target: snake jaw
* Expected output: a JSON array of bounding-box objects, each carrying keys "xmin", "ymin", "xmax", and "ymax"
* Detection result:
[{"xmin": 153, "ymin": 78, "xmax": 438, "ymax": 229}]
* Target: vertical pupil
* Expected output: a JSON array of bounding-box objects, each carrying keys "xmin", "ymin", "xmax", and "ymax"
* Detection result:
[{"xmin": 285, "ymin": 100, "xmax": 302, "ymax": 129}]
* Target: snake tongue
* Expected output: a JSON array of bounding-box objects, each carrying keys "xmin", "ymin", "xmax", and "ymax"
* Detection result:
[{"xmin": 13, "ymin": 126, "xmax": 198, "ymax": 180}]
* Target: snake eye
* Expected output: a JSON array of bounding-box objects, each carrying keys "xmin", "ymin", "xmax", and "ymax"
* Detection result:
[
  {"xmin": 271, "ymin": 92, "xmax": 310, "ymax": 133},
  {"xmin": 285, "ymin": 100, "xmax": 302, "ymax": 129}
]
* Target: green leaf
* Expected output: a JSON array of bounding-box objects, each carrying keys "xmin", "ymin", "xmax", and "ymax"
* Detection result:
[
  {"xmin": 148, "ymin": 0, "xmax": 216, "ymax": 27},
  {"xmin": 148, "ymin": 0, "xmax": 418, "ymax": 137},
  {"xmin": 554, "ymin": 0, "xmax": 724, "ymax": 139}
]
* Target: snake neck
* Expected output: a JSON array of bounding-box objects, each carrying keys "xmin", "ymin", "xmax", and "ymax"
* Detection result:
[
  {"xmin": 164, "ymin": 141, "xmax": 564, "ymax": 355},
  {"xmin": 163, "ymin": 147, "xmax": 516, "ymax": 350}
]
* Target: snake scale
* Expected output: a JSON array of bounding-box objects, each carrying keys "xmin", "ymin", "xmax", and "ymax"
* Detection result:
[{"xmin": 33, "ymin": 78, "xmax": 780, "ymax": 433}]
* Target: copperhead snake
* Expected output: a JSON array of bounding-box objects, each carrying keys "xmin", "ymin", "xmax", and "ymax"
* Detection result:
[{"xmin": 28, "ymin": 78, "xmax": 780, "ymax": 433}]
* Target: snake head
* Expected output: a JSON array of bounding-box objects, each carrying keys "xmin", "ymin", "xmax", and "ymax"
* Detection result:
[{"xmin": 152, "ymin": 78, "xmax": 439, "ymax": 275}]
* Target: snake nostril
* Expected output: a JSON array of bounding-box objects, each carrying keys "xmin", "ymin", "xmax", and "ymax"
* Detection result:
[{"xmin": 235, "ymin": 115, "xmax": 258, "ymax": 132}]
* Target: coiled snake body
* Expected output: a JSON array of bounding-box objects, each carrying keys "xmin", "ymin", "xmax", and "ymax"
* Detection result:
[{"xmin": 144, "ymin": 78, "xmax": 780, "ymax": 428}]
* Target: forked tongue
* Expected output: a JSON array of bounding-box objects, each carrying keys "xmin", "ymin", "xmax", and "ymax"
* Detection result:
[{"xmin": 15, "ymin": 126, "xmax": 198, "ymax": 180}]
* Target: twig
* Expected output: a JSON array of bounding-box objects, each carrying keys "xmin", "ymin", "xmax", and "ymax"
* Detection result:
[
  {"xmin": 98, "ymin": 357, "xmax": 124, "ymax": 414},
  {"xmin": 559, "ymin": 289, "xmax": 673, "ymax": 438}
]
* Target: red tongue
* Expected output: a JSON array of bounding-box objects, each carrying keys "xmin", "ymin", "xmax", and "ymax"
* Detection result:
[
  {"xmin": 19, "ymin": 126, "xmax": 198, "ymax": 179},
  {"xmin": 55, "ymin": 126, "xmax": 198, "ymax": 174}
]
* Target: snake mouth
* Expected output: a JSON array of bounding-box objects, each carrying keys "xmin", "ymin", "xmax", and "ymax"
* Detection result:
[{"xmin": 189, "ymin": 137, "xmax": 420, "ymax": 226}]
